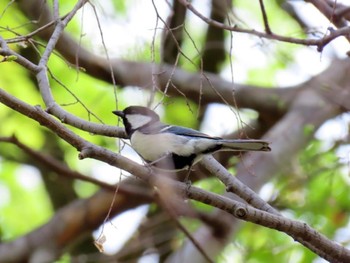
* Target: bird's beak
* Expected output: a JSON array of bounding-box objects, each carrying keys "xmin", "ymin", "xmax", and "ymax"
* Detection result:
[{"xmin": 112, "ymin": 110, "xmax": 124, "ymax": 118}]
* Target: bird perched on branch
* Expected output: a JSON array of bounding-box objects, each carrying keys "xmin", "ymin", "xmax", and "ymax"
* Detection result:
[{"xmin": 113, "ymin": 106, "xmax": 270, "ymax": 171}]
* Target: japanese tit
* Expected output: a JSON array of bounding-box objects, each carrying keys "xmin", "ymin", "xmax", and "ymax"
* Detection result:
[{"xmin": 113, "ymin": 106, "xmax": 270, "ymax": 170}]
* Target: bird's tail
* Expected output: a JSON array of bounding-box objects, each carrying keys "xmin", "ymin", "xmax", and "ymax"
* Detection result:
[{"xmin": 220, "ymin": 139, "xmax": 270, "ymax": 152}]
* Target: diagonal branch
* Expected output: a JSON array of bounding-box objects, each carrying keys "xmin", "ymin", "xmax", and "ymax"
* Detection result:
[
  {"xmin": 39, "ymin": 0, "xmax": 88, "ymax": 66},
  {"xmin": 0, "ymin": 135, "xmax": 117, "ymax": 191},
  {"xmin": 185, "ymin": 183, "xmax": 350, "ymax": 263}
]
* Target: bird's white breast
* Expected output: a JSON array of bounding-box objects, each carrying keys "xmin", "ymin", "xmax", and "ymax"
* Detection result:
[{"xmin": 130, "ymin": 131, "xmax": 217, "ymax": 162}]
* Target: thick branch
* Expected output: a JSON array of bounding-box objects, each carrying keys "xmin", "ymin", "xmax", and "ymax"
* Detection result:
[
  {"xmin": 201, "ymin": 0, "xmax": 229, "ymax": 73},
  {"xmin": 161, "ymin": 0, "xmax": 187, "ymax": 64}
]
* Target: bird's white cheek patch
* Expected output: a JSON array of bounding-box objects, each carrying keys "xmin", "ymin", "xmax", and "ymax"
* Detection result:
[{"xmin": 126, "ymin": 114, "xmax": 152, "ymax": 129}]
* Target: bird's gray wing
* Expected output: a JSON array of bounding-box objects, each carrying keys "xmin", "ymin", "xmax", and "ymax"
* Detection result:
[
  {"xmin": 138, "ymin": 122, "xmax": 170, "ymax": 134},
  {"xmin": 138, "ymin": 122, "xmax": 221, "ymax": 139},
  {"xmin": 162, "ymin": 125, "xmax": 220, "ymax": 139}
]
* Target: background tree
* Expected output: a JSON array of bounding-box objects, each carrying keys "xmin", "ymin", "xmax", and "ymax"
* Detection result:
[{"xmin": 0, "ymin": 0, "xmax": 350, "ymax": 262}]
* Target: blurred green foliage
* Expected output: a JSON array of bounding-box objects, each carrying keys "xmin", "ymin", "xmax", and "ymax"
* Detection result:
[{"xmin": 0, "ymin": 162, "xmax": 53, "ymax": 239}]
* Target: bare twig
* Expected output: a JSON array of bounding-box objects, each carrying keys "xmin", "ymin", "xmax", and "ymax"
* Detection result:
[
  {"xmin": 5, "ymin": 13, "xmax": 69, "ymax": 44},
  {"xmin": 178, "ymin": 0, "xmax": 350, "ymax": 52},
  {"xmin": 39, "ymin": 0, "xmax": 88, "ymax": 66},
  {"xmin": 0, "ymin": 0, "xmax": 16, "ymax": 21},
  {"xmin": 87, "ymin": 2, "xmax": 118, "ymax": 108},
  {"xmin": 304, "ymin": 0, "xmax": 350, "ymax": 44},
  {"xmin": 155, "ymin": 188, "xmax": 215, "ymax": 263},
  {"xmin": 258, "ymin": 0, "xmax": 272, "ymax": 34}
]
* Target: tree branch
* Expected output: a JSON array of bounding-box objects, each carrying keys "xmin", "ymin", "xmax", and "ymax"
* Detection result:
[
  {"xmin": 258, "ymin": 0, "xmax": 272, "ymax": 34},
  {"xmin": 178, "ymin": 0, "xmax": 350, "ymax": 52},
  {"xmin": 161, "ymin": 0, "xmax": 187, "ymax": 64},
  {"xmin": 201, "ymin": 0, "xmax": 229, "ymax": 73},
  {"xmin": 185, "ymin": 183, "xmax": 350, "ymax": 263},
  {"xmin": 0, "ymin": 188, "xmax": 152, "ymax": 262},
  {"xmin": 0, "ymin": 135, "xmax": 119, "ymax": 191}
]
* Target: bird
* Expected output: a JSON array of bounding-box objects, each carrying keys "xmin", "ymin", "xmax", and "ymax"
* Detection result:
[{"xmin": 113, "ymin": 106, "xmax": 270, "ymax": 171}]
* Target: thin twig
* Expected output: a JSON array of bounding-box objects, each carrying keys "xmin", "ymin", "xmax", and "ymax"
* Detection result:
[
  {"xmin": 87, "ymin": 2, "xmax": 118, "ymax": 109},
  {"xmin": 39, "ymin": 0, "xmax": 88, "ymax": 67},
  {"xmin": 178, "ymin": 0, "xmax": 350, "ymax": 52},
  {"xmin": 0, "ymin": 0, "xmax": 16, "ymax": 21},
  {"xmin": 258, "ymin": 0, "xmax": 272, "ymax": 34},
  {"xmin": 5, "ymin": 13, "xmax": 69, "ymax": 44},
  {"xmin": 156, "ymin": 191, "xmax": 215, "ymax": 263}
]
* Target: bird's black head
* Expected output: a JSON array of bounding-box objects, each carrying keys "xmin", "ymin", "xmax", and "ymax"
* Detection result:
[{"xmin": 113, "ymin": 106, "xmax": 160, "ymax": 136}]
